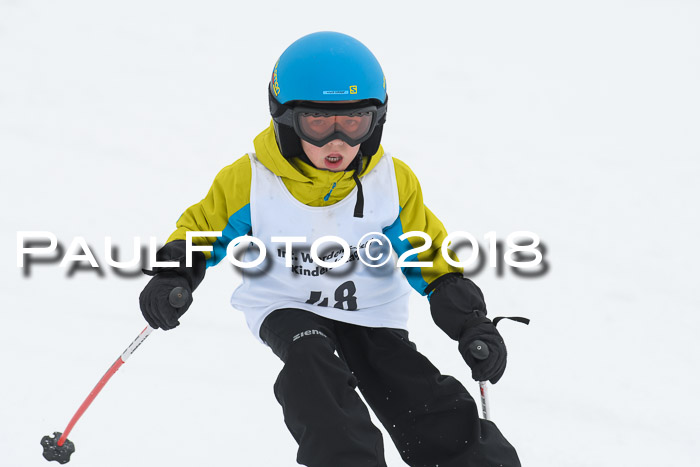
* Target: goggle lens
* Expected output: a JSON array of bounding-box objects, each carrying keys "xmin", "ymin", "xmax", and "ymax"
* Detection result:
[{"xmin": 297, "ymin": 112, "xmax": 374, "ymax": 144}]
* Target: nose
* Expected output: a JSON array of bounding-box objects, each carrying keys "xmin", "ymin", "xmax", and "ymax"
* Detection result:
[{"xmin": 328, "ymin": 139, "xmax": 346, "ymax": 147}]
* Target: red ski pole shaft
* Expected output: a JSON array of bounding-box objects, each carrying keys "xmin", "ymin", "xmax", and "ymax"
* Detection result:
[
  {"xmin": 57, "ymin": 325, "xmax": 153, "ymax": 446},
  {"xmin": 55, "ymin": 286, "xmax": 190, "ymax": 448}
]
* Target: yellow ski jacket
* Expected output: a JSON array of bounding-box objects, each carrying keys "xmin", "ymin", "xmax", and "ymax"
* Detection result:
[{"xmin": 166, "ymin": 122, "xmax": 461, "ymax": 295}]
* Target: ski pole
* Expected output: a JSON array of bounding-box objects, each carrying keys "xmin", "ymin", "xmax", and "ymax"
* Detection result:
[
  {"xmin": 468, "ymin": 316, "xmax": 530, "ymax": 421},
  {"xmin": 41, "ymin": 286, "xmax": 190, "ymax": 464},
  {"xmin": 469, "ymin": 339, "xmax": 491, "ymax": 420}
]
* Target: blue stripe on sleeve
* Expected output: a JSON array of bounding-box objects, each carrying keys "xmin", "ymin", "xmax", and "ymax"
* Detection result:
[
  {"xmin": 382, "ymin": 208, "xmax": 430, "ymax": 295},
  {"xmin": 207, "ymin": 204, "xmax": 252, "ymax": 268}
]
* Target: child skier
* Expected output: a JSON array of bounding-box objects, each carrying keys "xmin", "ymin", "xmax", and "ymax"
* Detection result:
[{"xmin": 139, "ymin": 31, "xmax": 521, "ymax": 467}]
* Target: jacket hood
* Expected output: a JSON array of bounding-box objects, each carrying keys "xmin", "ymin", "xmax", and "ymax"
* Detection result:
[{"xmin": 252, "ymin": 121, "xmax": 385, "ymax": 207}]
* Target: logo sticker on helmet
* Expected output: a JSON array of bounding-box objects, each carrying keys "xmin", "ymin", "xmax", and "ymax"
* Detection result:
[
  {"xmin": 272, "ymin": 60, "xmax": 281, "ymax": 97},
  {"xmin": 322, "ymin": 90, "xmax": 350, "ymax": 95},
  {"xmin": 349, "ymin": 85, "xmax": 357, "ymax": 94}
]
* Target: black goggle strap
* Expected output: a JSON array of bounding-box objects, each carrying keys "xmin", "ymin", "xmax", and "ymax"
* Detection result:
[
  {"xmin": 271, "ymin": 98, "xmax": 386, "ymax": 127},
  {"xmin": 268, "ymin": 85, "xmax": 387, "ymax": 122},
  {"xmin": 294, "ymin": 104, "xmax": 381, "ymax": 119}
]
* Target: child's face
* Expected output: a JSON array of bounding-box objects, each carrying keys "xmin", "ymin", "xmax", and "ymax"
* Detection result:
[{"xmin": 301, "ymin": 138, "xmax": 360, "ymax": 172}]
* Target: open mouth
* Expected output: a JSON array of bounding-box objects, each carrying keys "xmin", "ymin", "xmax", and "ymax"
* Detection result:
[{"xmin": 324, "ymin": 154, "xmax": 344, "ymax": 169}]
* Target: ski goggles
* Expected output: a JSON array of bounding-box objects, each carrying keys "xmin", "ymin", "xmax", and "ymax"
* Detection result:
[{"xmin": 272, "ymin": 100, "xmax": 387, "ymax": 147}]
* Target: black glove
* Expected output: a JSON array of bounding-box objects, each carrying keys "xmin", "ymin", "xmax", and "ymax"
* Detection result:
[
  {"xmin": 139, "ymin": 240, "xmax": 206, "ymax": 330},
  {"xmin": 457, "ymin": 312, "xmax": 507, "ymax": 384},
  {"xmin": 139, "ymin": 272, "xmax": 193, "ymax": 330},
  {"xmin": 428, "ymin": 273, "xmax": 508, "ymax": 384}
]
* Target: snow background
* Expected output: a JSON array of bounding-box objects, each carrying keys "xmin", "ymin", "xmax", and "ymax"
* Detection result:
[{"xmin": 1, "ymin": 0, "xmax": 699, "ymax": 465}]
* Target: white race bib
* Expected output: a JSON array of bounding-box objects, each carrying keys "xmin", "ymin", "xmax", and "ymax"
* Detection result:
[{"xmin": 230, "ymin": 153, "xmax": 412, "ymax": 341}]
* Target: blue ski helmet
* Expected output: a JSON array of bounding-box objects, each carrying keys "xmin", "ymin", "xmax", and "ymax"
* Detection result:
[
  {"xmin": 269, "ymin": 31, "xmax": 388, "ymax": 159},
  {"xmin": 271, "ymin": 31, "xmax": 386, "ymax": 104}
]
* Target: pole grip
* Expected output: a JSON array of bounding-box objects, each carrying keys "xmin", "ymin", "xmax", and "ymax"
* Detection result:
[
  {"xmin": 168, "ymin": 286, "xmax": 189, "ymax": 308},
  {"xmin": 469, "ymin": 339, "xmax": 489, "ymax": 360}
]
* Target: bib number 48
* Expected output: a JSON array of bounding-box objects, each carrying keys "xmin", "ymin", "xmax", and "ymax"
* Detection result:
[{"xmin": 305, "ymin": 280, "xmax": 358, "ymax": 311}]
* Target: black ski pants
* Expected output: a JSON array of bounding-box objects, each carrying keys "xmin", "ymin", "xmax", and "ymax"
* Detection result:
[{"xmin": 260, "ymin": 308, "xmax": 520, "ymax": 467}]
